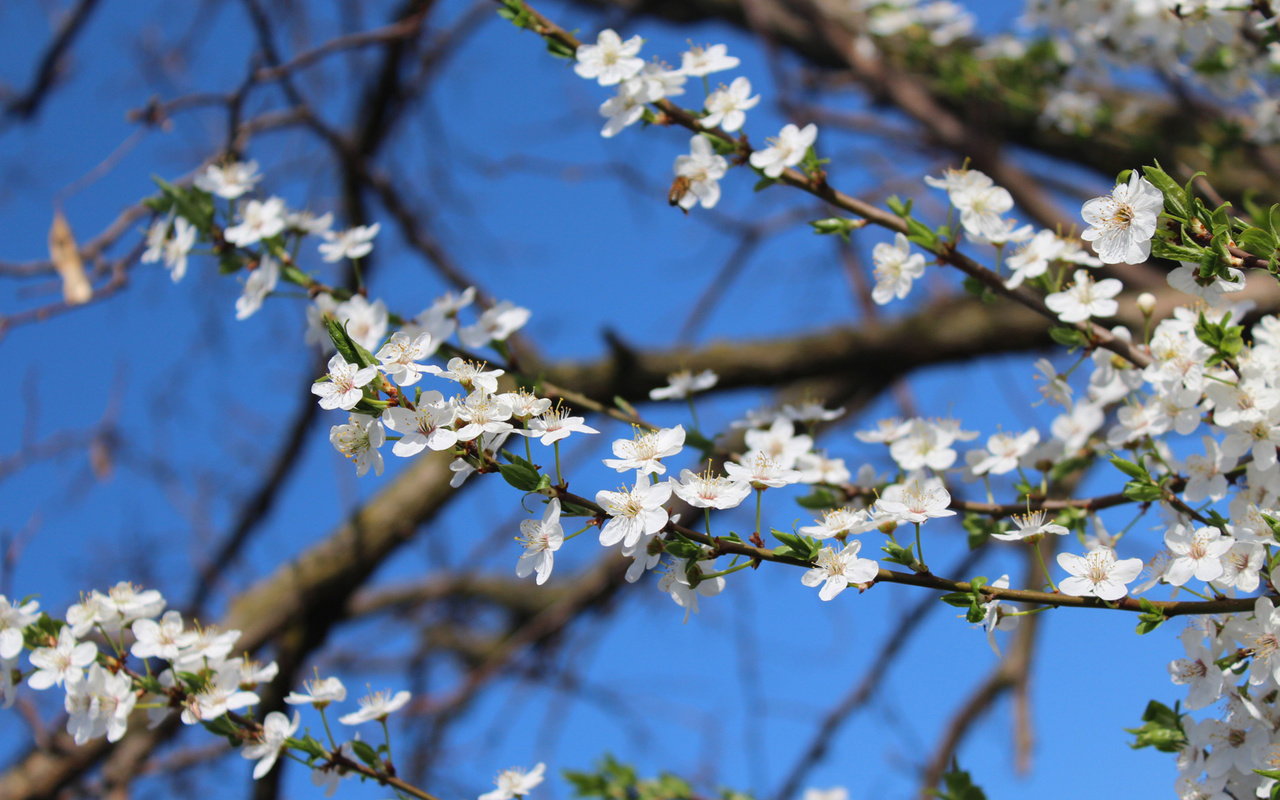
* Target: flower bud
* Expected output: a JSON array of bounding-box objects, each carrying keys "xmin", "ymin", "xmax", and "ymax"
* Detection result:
[{"xmin": 1136, "ymin": 292, "xmax": 1156, "ymax": 315}]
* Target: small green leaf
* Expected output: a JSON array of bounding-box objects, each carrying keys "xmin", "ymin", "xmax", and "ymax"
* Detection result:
[
  {"xmin": 684, "ymin": 428, "xmax": 715, "ymax": 458},
  {"xmin": 1136, "ymin": 597, "xmax": 1167, "ymax": 634},
  {"xmin": 796, "ymin": 487, "xmax": 840, "ymax": 510},
  {"xmin": 498, "ymin": 461, "xmax": 542, "ymax": 492},
  {"xmin": 664, "ymin": 539, "xmax": 702, "ymax": 560},
  {"xmin": 351, "ymin": 739, "xmax": 380, "ymax": 766},
  {"xmin": 772, "ymin": 529, "xmax": 822, "ymax": 561},
  {"xmin": 326, "ymin": 317, "xmax": 377, "ymax": 369},
  {"xmin": 1108, "ymin": 456, "xmax": 1149, "ymax": 481},
  {"xmin": 1237, "ymin": 227, "xmax": 1275, "ymax": 258},
  {"xmin": 546, "ymin": 38, "xmax": 576, "ymax": 59},
  {"xmin": 881, "ymin": 539, "xmax": 915, "ymax": 567},
  {"xmin": 1049, "ymin": 326, "xmax": 1088, "ymax": 350},
  {"xmin": 559, "ymin": 500, "xmax": 596, "ymax": 517},
  {"xmin": 1142, "ymin": 163, "xmax": 1187, "ymax": 220},
  {"xmin": 1126, "ymin": 700, "xmax": 1186, "ymax": 753},
  {"xmin": 935, "ymin": 762, "xmax": 988, "ymax": 800},
  {"xmin": 885, "ymin": 195, "xmax": 913, "ymax": 217},
  {"xmin": 1123, "ymin": 481, "xmax": 1163, "ymax": 502},
  {"xmin": 290, "ymin": 735, "xmax": 327, "ymax": 759}
]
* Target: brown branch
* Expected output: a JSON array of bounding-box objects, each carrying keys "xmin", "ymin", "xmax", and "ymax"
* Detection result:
[
  {"xmin": 3, "ymin": 0, "xmax": 103, "ymax": 123},
  {"xmin": 548, "ymin": 486, "xmax": 1261, "ymax": 617},
  {"xmin": 253, "ymin": 11, "xmax": 431, "ymax": 84},
  {"xmin": 507, "ymin": 0, "xmax": 1156, "ymax": 370}
]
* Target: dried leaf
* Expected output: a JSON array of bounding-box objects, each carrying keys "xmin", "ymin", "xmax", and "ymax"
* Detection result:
[{"xmin": 48, "ymin": 210, "xmax": 92, "ymax": 305}]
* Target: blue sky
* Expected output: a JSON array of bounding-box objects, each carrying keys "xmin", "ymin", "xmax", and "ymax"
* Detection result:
[{"xmin": 0, "ymin": 2, "xmax": 1185, "ymax": 799}]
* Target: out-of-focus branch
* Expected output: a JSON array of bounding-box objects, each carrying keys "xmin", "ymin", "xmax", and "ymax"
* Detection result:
[
  {"xmin": 772, "ymin": 548, "xmax": 986, "ymax": 800},
  {"xmin": 2, "ymin": 0, "xmax": 103, "ymax": 124},
  {"xmin": 916, "ymin": 520, "xmax": 1051, "ymax": 795}
]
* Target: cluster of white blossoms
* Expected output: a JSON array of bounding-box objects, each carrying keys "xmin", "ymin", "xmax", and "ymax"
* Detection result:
[
  {"xmin": 0, "ymin": 585, "xmax": 434, "ymax": 790},
  {"xmin": 300, "ymin": 283, "xmax": 558, "ymax": 481},
  {"xmin": 847, "ymin": 0, "xmax": 976, "ymax": 48},
  {"xmin": 1021, "ymin": 0, "xmax": 1280, "ymax": 142},
  {"xmin": 143, "ymin": 158, "xmax": 384, "ymax": 321},
  {"xmin": 123, "ymin": 10, "xmax": 1280, "ymax": 797},
  {"xmin": 572, "ymin": 27, "xmax": 819, "ymax": 212}
]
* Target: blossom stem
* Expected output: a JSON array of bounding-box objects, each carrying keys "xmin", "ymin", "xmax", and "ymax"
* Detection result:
[
  {"xmin": 380, "ymin": 718, "xmax": 394, "ymax": 766},
  {"xmin": 913, "ymin": 522, "xmax": 926, "ymax": 571},
  {"xmin": 319, "ymin": 707, "xmax": 338, "ymax": 750},
  {"xmin": 1180, "ymin": 586, "xmax": 1212, "ymax": 601},
  {"xmin": 554, "ymin": 441, "xmax": 564, "ymax": 485},
  {"xmin": 563, "ymin": 523, "xmax": 594, "ymax": 542},
  {"xmin": 705, "ymin": 507, "xmax": 712, "ymax": 537},
  {"xmin": 351, "ymin": 256, "xmax": 365, "ymax": 293},
  {"xmin": 701, "ymin": 561, "xmax": 753, "ymax": 580},
  {"xmin": 755, "ymin": 488, "xmax": 763, "ymax": 539},
  {"xmin": 1033, "ymin": 541, "xmax": 1058, "ymax": 592},
  {"xmin": 524, "ymin": 434, "xmax": 533, "ymax": 464},
  {"xmin": 686, "ymin": 396, "xmax": 701, "ymax": 431},
  {"xmin": 1005, "ymin": 606, "xmax": 1050, "ymax": 618},
  {"xmin": 97, "ymin": 623, "xmax": 125, "ymax": 660},
  {"xmin": 1060, "ymin": 352, "xmax": 1090, "ymax": 379}
]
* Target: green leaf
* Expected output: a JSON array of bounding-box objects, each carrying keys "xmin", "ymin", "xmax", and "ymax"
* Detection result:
[
  {"xmin": 152, "ymin": 175, "xmax": 214, "ymax": 230},
  {"xmin": 939, "ymin": 591, "xmax": 974, "ymax": 608},
  {"xmin": 290, "ymin": 735, "xmax": 327, "ymax": 759},
  {"xmin": 201, "ymin": 716, "xmax": 240, "ymax": 745},
  {"xmin": 559, "ymin": 500, "xmax": 596, "ymax": 517},
  {"xmin": 811, "ymin": 217, "xmax": 849, "ymax": 235},
  {"xmin": 351, "ymin": 739, "xmax": 380, "ymax": 767},
  {"xmin": 325, "ymin": 317, "xmax": 376, "ymax": 369},
  {"xmin": 1142, "ymin": 163, "xmax": 1188, "ymax": 220},
  {"xmin": 1136, "ymin": 597, "xmax": 1167, "ymax": 634},
  {"xmin": 280, "ymin": 263, "xmax": 312, "ymax": 287},
  {"xmin": 796, "ymin": 487, "xmax": 841, "ymax": 510},
  {"xmin": 1049, "ymin": 326, "xmax": 1088, "ymax": 350},
  {"xmin": 1126, "ymin": 700, "xmax": 1186, "ymax": 753},
  {"xmin": 935, "ymin": 762, "xmax": 988, "ymax": 800},
  {"xmin": 753, "ymin": 177, "xmax": 778, "ymax": 192},
  {"xmin": 496, "ymin": 0, "xmax": 533, "ymax": 28},
  {"xmin": 1151, "ymin": 238, "xmax": 1208, "ymax": 262},
  {"xmin": 905, "ymin": 216, "xmax": 937, "ymax": 249},
  {"xmin": 218, "ymin": 250, "xmax": 242, "ymax": 275},
  {"xmin": 1237, "ymin": 226, "xmax": 1276, "ymax": 258},
  {"xmin": 546, "ymin": 38, "xmax": 576, "ymax": 59},
  {"xmin": 684, "ymin": 428, "xmax": 715, "ymax": 458},
  {"xmin": 498, "ymin": 460, "xmax": 542, "ymax": 492},
  {"xmin": 772, "ymin": 529, "xmax": 821, "ymax": 561},
  {"xmin": 885, "ymin": 195, "xmax": 913, "ymax": 217},
  {"xmin": 961, "ymin": 514, "xmax": 1005, "ymax": 549},
  {"xmin": 1123, "ymin": 480, "xmax": 1163, "ymax": 502},
  {"xmin": 881, "ymin": 539, "xmax": 915, "ymax": 568},
  {"xmin": 1108, "ymin": 456, "xmax": 1149, "ymax": 481},
  {"xmin": 664, "ymin": 539, "xmax": 703, "ymax": 560}
]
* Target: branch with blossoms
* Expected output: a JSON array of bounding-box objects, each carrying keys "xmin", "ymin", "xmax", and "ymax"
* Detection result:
[
  {"xmin": 21, "ymin": 3, "xmax": 1280, "ymax": 800},
  {"xmin": 37, "ymin": 80, "xmax": 1280, "ymax": 799},
  {"xmin": 0, "ymin": 585, "xmax": 466, "ymax": 799}
]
